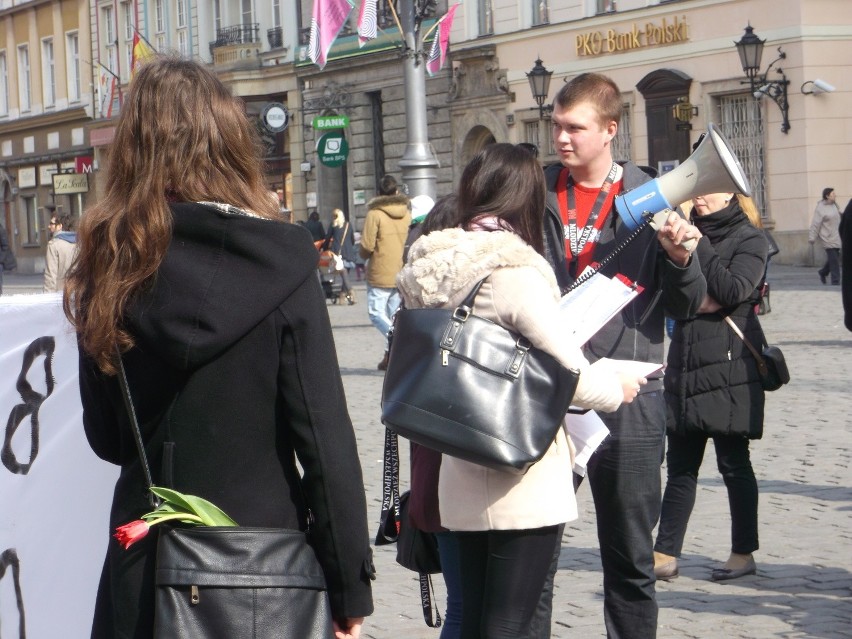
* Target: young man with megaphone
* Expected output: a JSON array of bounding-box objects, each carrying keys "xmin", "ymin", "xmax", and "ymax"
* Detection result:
[{"xmin": 533, "ymin": 72, "xmax": 707, "ymax": 639}]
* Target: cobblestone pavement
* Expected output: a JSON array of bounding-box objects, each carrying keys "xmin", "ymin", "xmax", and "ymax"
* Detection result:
[{"xmin": 5, "ymin": 265, "xmax": 850, "ymax": 638}]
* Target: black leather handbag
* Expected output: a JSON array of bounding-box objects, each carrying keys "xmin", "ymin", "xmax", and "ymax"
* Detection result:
[
  {"xmin": 116, "ymin": 356, "xmax": 333, "ymax": 639},
  {"xmin": 381, "ymin": 279, "xmax": 580, "ymax": 475},
  {"xmin": 723, "ymin": 315, "xmax": 790, "ymax": 391}
]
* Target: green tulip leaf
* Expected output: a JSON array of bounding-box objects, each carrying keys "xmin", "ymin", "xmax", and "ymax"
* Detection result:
[{"xmin": 150, "ymin": 487, "xmax": 238, "ymax": 526}]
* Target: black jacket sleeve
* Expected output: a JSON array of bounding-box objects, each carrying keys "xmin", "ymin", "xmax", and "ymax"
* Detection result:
[
  {"xmin": 694, "ymin": 231, "xmax": 768, "ymax": 309},
  {"xmin": 275, "ymin": 273, "xmax": 374, "ymax": 620}
]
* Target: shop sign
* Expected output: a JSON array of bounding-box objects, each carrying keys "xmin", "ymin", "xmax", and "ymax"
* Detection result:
[
  {"xmin": 39, "ymin": 164, "xmax": 58, "ymax": 186},
  {"xmin": 53, "ymin": 173, "xmax": 90, "ymax": 194},
  {"xmin": 75, "ymin": 156, "xmax": 94, "ymax": 173},
  {"xmin": 576, "ymin": 15, "xmax": 689, "ymax": 57},
  {"xmin": 312, "ymin": 115, "xmax": 350, "ymax": 130},
  {"xmin": 260, "ymin": 103, "xmax": 289, "ymax": 133},
  {"xmin": 316, "ymin": 132, "xmax": 349, "ymax": 167},
  {"xmin": 18, "ymin": 166, "xmax": 36, "ymax": 188}
]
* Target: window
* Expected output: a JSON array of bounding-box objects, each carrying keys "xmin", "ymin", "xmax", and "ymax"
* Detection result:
[
  {"xmin": 0, "ymin": 52, "xmax": 8, "ymax": 115},
  {"xmin": 156, "ymin": 34, "xmax": 166, "ymax": 52},
  {"xmin": 272, "ymin": 0, "xmax": 281, "ymax": 28},
  {"xmin": 177, "ymin": 0, "xmax": 187, "ymax": 28},
  {"xmin": 532, "ymin": 0, "xmax": 548, "ymax": 26},
  {"xmin": 42, "ymin": 38, "xmax": 55, "ymax": 107},
  {"xmin": 17, "ymin": 45, "xmax": 30, "ymax": 112},
  {"xmin": 717, "ymin": 94, "xmax": 767, "ymax": 218},
  {"xmin": 478, "ymin": 0, "xmax": 493, "ymax": 36},
  {"xmin": 611, "ymin": 103, "xmax": 632, "ymax": 163},
  {"xmin": 597, "ymin": 0, "xmax": 616, "ymax": 13},
  {"xmin": 242, "ymin": 0, "xmax": 253, "ymax": 25},
  {"xmin": 524, "ymin": 120, "xmax": 540, "ymax": 151},
  {"xmin": 178, "ymin": 30, "xmax": 188, "ymax": 56},
  {"xmin": 123, "ymin": 1, "xmax": 133, "ymax": 40},
  {"xmin": 66, "ymin": 32, "xmax": 80, "ymax": 103},
  {"xmin": 103, "ymin": 6, "xmax": 115, "ymax": 43},
  {"xmin": 23, "ymin": 196, "xmax": 38, "ymax": 245},
  {"xmin": 155, "ymin": 0, "xmax": 165, "ymax": 33},
  {"xmin": 214, "ymin": 0, "xmax": 222, "ymax": 32}
]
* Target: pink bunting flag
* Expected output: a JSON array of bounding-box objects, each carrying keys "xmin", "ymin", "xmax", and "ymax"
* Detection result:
[
  {"xmin": 426, "ymin": 3, "xmax": 459, "ymax": 77},
  {"xmin": 307, "ymin": 0, "xmax": 354, "ymax": 69},
  {"xmin": 357, "ymin": 0, "xmax": 377, "ymax": 47}
]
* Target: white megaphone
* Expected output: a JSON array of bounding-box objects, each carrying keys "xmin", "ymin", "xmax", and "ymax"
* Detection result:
[{"xmin": 613, "ymin": 123, "xmax": 752, "ymax": 231}]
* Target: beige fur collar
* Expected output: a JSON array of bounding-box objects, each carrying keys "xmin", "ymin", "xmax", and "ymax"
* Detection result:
[{"xmin": 397, "ymin": 228, "xmax": 559, "ymax": 307}]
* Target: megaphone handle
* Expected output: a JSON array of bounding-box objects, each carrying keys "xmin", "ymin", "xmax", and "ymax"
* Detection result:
[{"xmin": 562, "ymin": 216, "xmax": 654, "ymax": 295}]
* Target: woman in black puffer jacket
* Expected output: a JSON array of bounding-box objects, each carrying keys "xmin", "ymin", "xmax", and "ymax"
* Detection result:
[{"xmin": 654, "ymin": 192, "xmax": 769, "ymax": 583}]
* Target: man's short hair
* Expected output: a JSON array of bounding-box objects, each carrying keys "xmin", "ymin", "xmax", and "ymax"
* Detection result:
[
  {"xmin": 553, "ymin": 73, "xmax": 623, "ymax": 128},
  {"xmin": 56, "ymin": 212, "xmax": 75, "ymax": 231},
  {"xmin": 378, "ymin": 174, "xmax": 399, "ymax": 196}
]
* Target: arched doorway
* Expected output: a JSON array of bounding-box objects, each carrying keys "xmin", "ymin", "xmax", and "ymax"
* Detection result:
[
  {"xmin": 636, "ymin": 69, "xmax": 692, "ymax": 173},
  {"xmin": 460, "ymin": 125, "xmax": 497, "ymax": 171}
]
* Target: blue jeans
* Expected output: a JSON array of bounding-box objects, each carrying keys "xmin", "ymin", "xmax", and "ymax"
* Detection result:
[
  {"xmin": 366, "ymin": 285, "xmax": 400, "ymax": 341},
  {"xmin": 656, "ymin": 432, "xmax": 759, "ymax": 557},
  {"xmin": 586, "ymin": 391, "xmax": 666, "ymax": 639},
  {"xmin": 436, "ymin": 532, "xmax": 462, "ymax": 639}
]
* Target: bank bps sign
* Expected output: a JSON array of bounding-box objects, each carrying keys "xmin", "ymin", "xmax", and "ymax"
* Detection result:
[
  {"xmin": 576, "ymin": 15, "xmax": 689, "ymax": 57},
  {"xmin": 313, "ymin": 115, "xmax": 350, "ymax": 167}
]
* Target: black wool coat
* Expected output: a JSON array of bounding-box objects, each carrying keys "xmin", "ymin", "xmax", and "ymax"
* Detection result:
[
  {"xmin": 664, "ymin": 201, "xmax": 769, "ymax": 439},
  {"xmin": 80, "ymin": 203, "xmax": 373, "ymax": 637}
]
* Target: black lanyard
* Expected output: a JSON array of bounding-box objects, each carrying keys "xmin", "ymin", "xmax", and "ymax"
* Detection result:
[{"xmin": 564, "ymin": 162, "xmax": 619, "ymax": 258}]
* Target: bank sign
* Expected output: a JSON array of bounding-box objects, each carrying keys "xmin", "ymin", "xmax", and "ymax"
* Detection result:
[
  {"xmin": 317, "ymin": 132, "xmax": 349, "ymax": 167},
  {"xmin": 576, "ymin": 15, "xmax": 689, "ymax": 56}
]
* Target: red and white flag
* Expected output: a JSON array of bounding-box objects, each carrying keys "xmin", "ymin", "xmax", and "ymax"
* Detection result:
[
  {"xmin": 307, "ymin": 0, "xmax": 354, "ymax": 69},
  {"xmin": 357, "ymin": 0, "xmax": 377, "ymax": 47},
  {"xmin": 426, "ymin": 3, "xmax": 459, "ymax": 77}
]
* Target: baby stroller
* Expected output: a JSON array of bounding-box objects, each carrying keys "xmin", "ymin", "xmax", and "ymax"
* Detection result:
[{"xmin": 315, "ymin": 243, "xmax": 349, "ymax": 304}]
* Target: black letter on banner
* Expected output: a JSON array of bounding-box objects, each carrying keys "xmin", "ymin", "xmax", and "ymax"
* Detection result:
[
  {"xmin": 0, "ymin": 548, "xmax": 27, "ymax": 638},
  {"xmin": 2, "ymin": 336, "xmax": 56, "ymax": 475}
]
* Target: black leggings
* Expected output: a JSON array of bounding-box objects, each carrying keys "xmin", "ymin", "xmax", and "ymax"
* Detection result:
[{"xmin": 454, "ymin": 526, "xmax": 561, "ymax": 639}]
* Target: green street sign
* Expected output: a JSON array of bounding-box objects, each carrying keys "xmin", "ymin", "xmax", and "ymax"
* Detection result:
[
  {"xmin": 317, "ymin": 132, "xmax": 349, "ymax": 167},
  {"xmin": 312, "ymin": 115, "xmax": 350, "ymax": 130}
]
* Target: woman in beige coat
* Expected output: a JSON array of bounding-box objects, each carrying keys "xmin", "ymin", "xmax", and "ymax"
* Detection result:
[{"xmin": 397, "ymin": 144, "xmax": 644, "ymax": 639}]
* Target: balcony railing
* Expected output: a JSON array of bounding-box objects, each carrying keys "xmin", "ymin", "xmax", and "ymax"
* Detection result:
[
  {"xmin": 267, "ymin": 26, "xmax": 283, "ymax": 50},
  {"xmin": 209, "ymin": 23, "xmax": 260, "ymax": 52}
]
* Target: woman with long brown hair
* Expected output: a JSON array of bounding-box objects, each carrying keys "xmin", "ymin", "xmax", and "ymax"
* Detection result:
[{"xmin": 65, "ymin": 56, "xmax": 373, "ymax": 638}]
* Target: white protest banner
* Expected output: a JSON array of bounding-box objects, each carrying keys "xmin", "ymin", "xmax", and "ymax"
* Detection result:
[{"xmin": 0, "ymin": 293, "xmax": 118, "ymax": 638}]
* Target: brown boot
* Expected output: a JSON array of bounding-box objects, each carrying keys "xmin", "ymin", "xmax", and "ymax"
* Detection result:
[
  {"xmin": 377, "ymin": 351, "xmax": 389, "ymax": 371},
  {"xmin": 337, "ymin": 292, "xmax": 348, "ymax": 305}
]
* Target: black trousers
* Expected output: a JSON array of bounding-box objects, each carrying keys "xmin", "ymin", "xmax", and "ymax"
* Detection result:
[
  {"xmin": 819, "ymin": 247, "xmax": 841, "ymax": 284},
  {"xmin": 655, "ymin": 431, "xmax": 759, "ymax": 557},
  {"xmin": 454, "ymin": 526, "xmax": 561, "ymax": 639}
]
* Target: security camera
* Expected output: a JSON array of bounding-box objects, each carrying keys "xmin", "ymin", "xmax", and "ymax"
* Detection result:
[
  {"xmin": 802, "ymin": 78, "xmax": 836, "ymax": 95},
  {"xmin": 753, "ymin": 85, "xmax": 769, "ymax": 99}
]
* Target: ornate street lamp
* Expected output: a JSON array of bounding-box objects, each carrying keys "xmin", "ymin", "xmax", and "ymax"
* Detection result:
[
  {"xmin": 734, "ymin": 24, "xmax": 790, "ymax": 133},
  {"xmin": 527, "ymin": 58, "xmax": 553, "ymax": 120}
]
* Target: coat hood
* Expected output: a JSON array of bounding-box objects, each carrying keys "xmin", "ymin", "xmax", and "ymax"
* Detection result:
[
  {"xmin": 126, "ymin": 202, "xmax": 318, "ymax": 371},
  {"xmin": 54, "ymin": 231, "xmax": 77, "ymax": 244},
  {"xmin": 365, "ymin": 194, "xmax": 410, "ymax": 219},
  {"xmin": 397, "ymin": 228, "xmax": 558, "ymax": 308}
]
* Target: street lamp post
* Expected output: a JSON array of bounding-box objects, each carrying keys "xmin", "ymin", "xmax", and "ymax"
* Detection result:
[
  {"xmin": 527, "ymin": 58, "xmax": 553, "ymax": 120},
  {"xmin": 397, "ymin": 0, "xmax": 439, "ymax": 200},
  {"xmin": 734, "ymin": 24, "xmax": 790, "ymax": 134}
]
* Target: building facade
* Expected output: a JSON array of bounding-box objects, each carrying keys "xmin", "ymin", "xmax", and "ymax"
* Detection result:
[
  {"xmin": 0, "ymin": 0, "xmax": 94, "ymax": 274},
  {"xmin": 446, "ymin": 0, "xmax": 851, "ymax": 264}
]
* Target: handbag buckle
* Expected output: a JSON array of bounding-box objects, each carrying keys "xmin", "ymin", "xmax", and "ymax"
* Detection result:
[
  {"xmin": 442, "ymin": 307, "xmax": 470, "ymax": 350},
  {"xmin": 506, "ymin": 338, "xmax": 531, "ymax": 379}
]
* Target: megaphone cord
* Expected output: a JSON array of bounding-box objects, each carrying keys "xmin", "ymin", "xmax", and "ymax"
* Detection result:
[{"xmin": 562, "ymin": 215, "xmax": 653, "ymax": 295}]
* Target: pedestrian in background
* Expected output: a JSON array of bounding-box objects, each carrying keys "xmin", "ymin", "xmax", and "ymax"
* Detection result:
[
  {"xmin": 654, "ymin": 192, "xmax": 768, "ymax": 583},
  {"xmin": 63, "ymin": 56, "xmax": 373, "ymax": 639},
  {"xmin": 322, "ymin": 208, "xmax": 357, "ymax": 305},
  {"xmin": 305, "ymin": 209, "xmax": 326, "ymax": 242},
  {"xmin": 537, "ymin": 73, "xmax": 706, "ymax": 639},
  {"xmin": 44, "ymin": 211, "xmax": 78, "ymax": 293},
  {"xmin": 359, "ymin": 174, "xmax": 410, "ymax": 371},
  {"xmin": 398, "ymin": 143, "xmax": 646, "ymax": 639},
  {"xmin": 809, "ymin": 187, "xmax": 841, "ymax": 285},
  {"xmin": 0, "ymin": 223, "xmax": 16, "ymax": 296}
]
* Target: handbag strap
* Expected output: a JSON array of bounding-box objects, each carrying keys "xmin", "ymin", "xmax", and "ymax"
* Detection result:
[
  {"xmin": 723, "ymin": 316, "xmax": 768, "ymax": 377},
  {"xmin": 116, "ymin": 349, "xmax": 161, "ymax": 509},
  {"xmin": 377, "ymin": 427, "xmax": 401, "ymax": 539}
]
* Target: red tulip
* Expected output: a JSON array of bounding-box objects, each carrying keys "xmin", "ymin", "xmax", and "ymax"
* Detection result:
[{"xmin": 114, "ymin": 520, "xmax": 150, "ymax": 549}]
